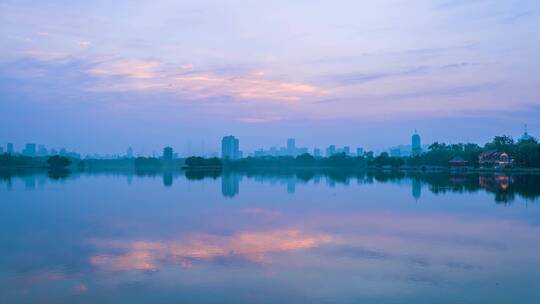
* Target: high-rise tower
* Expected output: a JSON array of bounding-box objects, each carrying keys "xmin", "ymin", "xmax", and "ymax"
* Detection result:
[{"xmin": 412, "ymin": 130, "xmax": 422, "ymax": 156}]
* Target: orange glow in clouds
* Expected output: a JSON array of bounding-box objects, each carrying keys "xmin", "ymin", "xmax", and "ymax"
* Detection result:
[{"xmin": 89, "ymin": 229, "xmax": 331, "ymax": 272}]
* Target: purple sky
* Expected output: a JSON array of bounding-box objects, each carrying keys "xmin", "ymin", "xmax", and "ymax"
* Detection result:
[{"xmin": 1, "ymin": 0, "xmax": 539, "ymax": 155}]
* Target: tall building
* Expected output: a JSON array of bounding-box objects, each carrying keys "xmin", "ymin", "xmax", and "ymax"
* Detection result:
[
  {"xmin": 326, "ymin": 145, "xmax": 336, "ymax": 157},
  {"xmin": 313, "ymin": 148, "xmax": 321, "ymax": 157},
  {"xmin": 343, "ymin": 146, "xmax": 350, "ymax": 156},
  {"xmin": 356, "ymin": 147, "xmax": 364, "ymax": 157},
  {"xmin": 127, "ymin": 147, "xmax": 134, "ymax": 158},
  {"xmin": 163, "ymin": 146, "xmax": 173, "ymax": 160},
  {"xmin": 221, "ymin": 136, "xmax": 240, "ymax": 160},
  {"xmin": 287, "ymin": 138, "xmax": 296, "ymax": 156},
  {"xmin": 23, "ymin": 143, "xmax": 36, "ymax": 157},
  {"xmin": 38, "ymin": 145, "xmax": 48, "ymax": 156},
  {"xmin": 412, "ymin": 131, "xmax": 422, "ymax": 156},
  {"xmin": 0, "ymin": 147, "xmax": 3, "ymax": 154},
  {"xmin": 7, "ymin": 143, "xmax": 13, "ymax": 154}
]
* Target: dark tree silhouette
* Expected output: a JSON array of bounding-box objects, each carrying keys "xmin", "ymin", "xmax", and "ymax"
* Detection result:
[{"xmin": 47, "ymin": 155, "xmax": 72, "ymax": 169}]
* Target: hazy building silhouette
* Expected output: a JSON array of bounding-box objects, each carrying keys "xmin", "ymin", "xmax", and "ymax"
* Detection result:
[
  {"xmin": 221, "ymin": 135, "xmax": 240, "ymax": 160},
  {"xmin": 23, "ymin": 143, "xmax": 36, "ymax": 157},
  {"xmin": 38, "ymin": 145, "xmax": 48, "ymax": 156},
  {"xmin": 356, "ymin": 147, "xmax": 364, "ymax": 157},
  {"xmin": 163, "ymin": 147, "xmax": 173, "ymax": 160},
  {"xmin": 314, "ymin": 148, "xmax": 321, "ymax": 157},
  {"xmin": 390, "ymin": 147, "xmax": 401, "ymax": 157},
  {"xmin": 287, "ymin": 138, "xmax": 296, "ymax": 156},
  {"xmin": 520, "ymin": 124, "xmax": 532, "ymax": 142},
  {"xmin": 0, "ymin": 147, "xmax": 3, "ymax": 154},
  {"xmin": 7, "ymin": 143, "xmax": 13, "ymax": 154},
  {"xmin": 343, "ymin": 146, "xmax": 350, "ymax": 156},
  {"xmin": 326, "ymin": 145, "xmax": 336, "ymax": 157},
  {"xmin": 38, "ymin": 145, "xmax": 49, "ymax": 156},
  {"xmin": 127, "ymin": 147, "xmax": 134, "ymax": 158},
  {"xmin": 412, "ymin": 131, "xmax": 422, "ymax": 156}
]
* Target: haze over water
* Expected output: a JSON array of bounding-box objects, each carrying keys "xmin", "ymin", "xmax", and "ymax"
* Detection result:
[{"xmin": 1, "ymin": 171, "xmax": 539, "ymax": 303}]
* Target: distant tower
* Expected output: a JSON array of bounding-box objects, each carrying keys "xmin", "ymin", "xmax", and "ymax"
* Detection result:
[
  {"xmin": 412, "ymin": 130, "xmax": 422, "ymax": 156},
  {"xmin": 23, "ymin": 143, "xmax": 36, "ymax": 157},
  {"xmin": 520, "ymin": 124, "xmax": 531, "ymax": 142},
  {"xmin": 221, "ymin": 136, "xmax": 240, "ymax": 160},
  {"xmin": 127, "ymin": 147, "xmax": 134, "ymax": 158},
  {"xmin": 287, "ymin": 138, "xmax": 296, "ymax": 156},
  {"xmin": 7, "ymin": 143, "xmax": 13, "ymax": 154},
  {"xmin": 38, "ymin": 145, "xmax": 48, "ymax": 156},
  {"xmin": 326, "ymin": 145, "xmax": 336, "ymax": 157},
  {"xmin": 163, "ymin": 146, "xmax": 173, "ymax": 161}
]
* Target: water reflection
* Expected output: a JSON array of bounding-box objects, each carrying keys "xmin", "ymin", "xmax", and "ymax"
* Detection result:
[
  {"xmin": 1, "ymin": 169, "xmax": 540, "ymax": 204},
  {"xmin": 1, "ymin": 169, "xmax": 540, "ymax": 303},
  {"xmin": 90, "ymin": 229, "xmax": 330, "ymax": 271},
  {"xmin": 222, "ymin": 172, "xmax": 241, "ymax": 197}
]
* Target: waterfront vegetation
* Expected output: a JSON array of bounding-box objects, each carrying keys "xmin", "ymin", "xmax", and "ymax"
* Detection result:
[{"xmin": 2, "ymin": 135, "xmax": 540, "ymax": 170}]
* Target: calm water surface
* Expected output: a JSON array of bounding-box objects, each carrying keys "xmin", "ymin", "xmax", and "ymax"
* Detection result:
[{"xmin": 1, "ymin": 171, "xmax": 540, "ymax": 303}]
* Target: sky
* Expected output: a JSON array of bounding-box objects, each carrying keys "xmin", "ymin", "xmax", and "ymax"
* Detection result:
[{"xmin": 1, "ymin": 0, "xmax": 539, "ymax": 155}]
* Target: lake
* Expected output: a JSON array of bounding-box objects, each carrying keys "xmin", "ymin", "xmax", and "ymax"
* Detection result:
[{"xmin": 1, "ymin": 170, "xmax": 540, "ymax": 303}]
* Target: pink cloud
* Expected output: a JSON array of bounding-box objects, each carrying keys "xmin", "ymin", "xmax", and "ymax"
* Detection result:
[{"xmin": 87, "ymin": 59, "xmax": 328, "ymax": 103}]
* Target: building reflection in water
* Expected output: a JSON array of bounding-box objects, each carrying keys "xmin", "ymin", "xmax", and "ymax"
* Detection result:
[
  {"xmin": 412, "ymin": 178, "xmax": 422, "ymax": 201},
  {"xmin": 162, "ymin": 171, "xmax": 173, "ymax": 187},
  {"xmin": 287, "ymin": 177, "xmax": 296, "ymax": 194},
  {"xmin": 479, "ymin": 174, "xmax": 514, "ymax": 191},
  {"xmin": 221, "ymin": 172, "xmax": 241, "ymax": 198},
  {"xmin": 24, "ymin": 175, "xmax": 36, "ymax": 190},
  {"xmin": 1, "ymin": 169, "xmax": 539, "ymax": 204}
]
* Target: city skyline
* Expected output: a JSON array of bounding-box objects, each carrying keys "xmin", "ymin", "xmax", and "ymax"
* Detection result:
[
  {"xmin": 1, "ymin": 1, "xmax": 539, "ymax": 154},
  {"xmin": 1, "ymin": 126, "xmax": 535, "ymax": 159}
]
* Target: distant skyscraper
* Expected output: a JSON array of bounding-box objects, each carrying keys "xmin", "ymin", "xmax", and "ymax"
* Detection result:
[
  {"xmin": 163, "ymin": 146, "xmax": 173, "ymax": 160},
  {"xmin": 38, "ymin": 145, "xmax": 48, "ymax": 156},
  {"xmin": 0, "ymin": 147, "xmax": 3, "ymax": 154},
  {"xmin": 356, "ymin": 147, "xmax": 364, "ymax": 157},
  {"xmin": 127, "ymin": 147, "xmax": 134, "ymax": 158},
  {"xmin": 343, "ymin": 146, "xmax": 350, "ymax": 156},
  {"xmin": 23, "ymin": 143, "xmax": 36, "ymax": 156},
  {"xmin": 314, "ymin": 148, "xmax": 321, "ymax": 157},
  {"xmin": 326, "ymin": 145, "xmax": 336, "ymax": 157},
  {"xmin": 7, "ymin": 143, "xmax": 13, "ymax": 154},
  {"xmin": 287, "ymin": 138, "xmax": 296, "ymax": 156},
  {"xmin": 221, "ymin": 135, "xmax": 240, "ymax": 160},
  {"xmin": 412, "ymin": 130, "xmax": 422, "ymax": 156}
]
